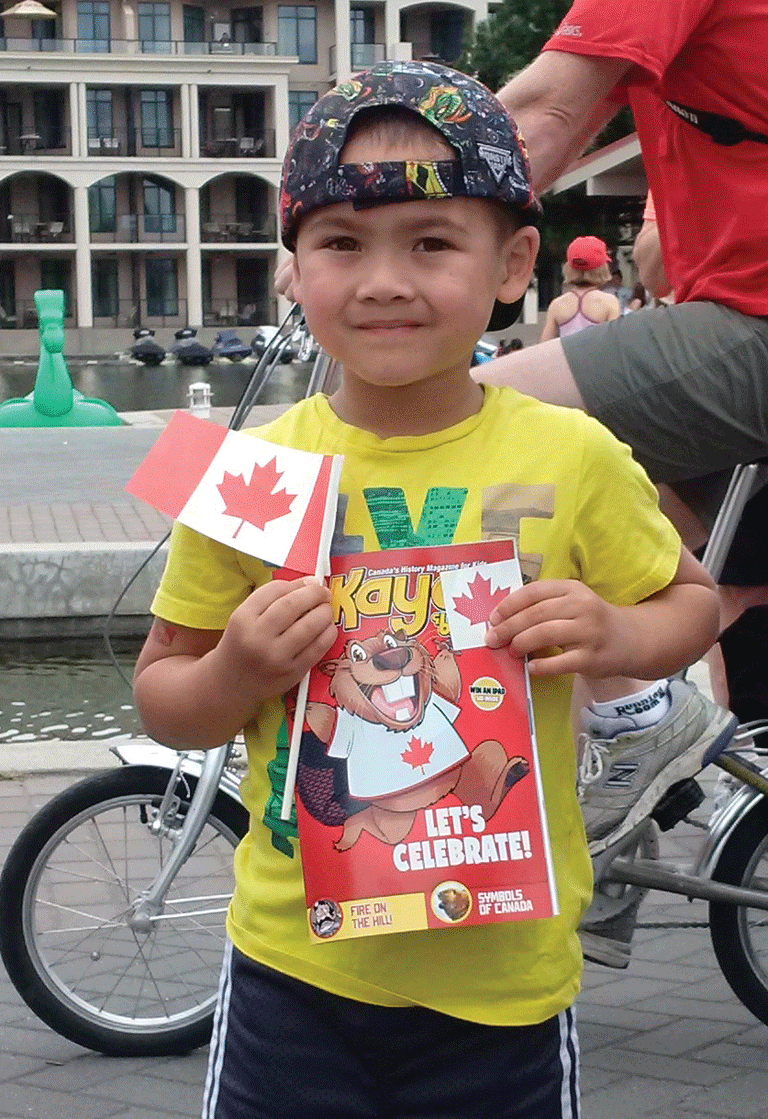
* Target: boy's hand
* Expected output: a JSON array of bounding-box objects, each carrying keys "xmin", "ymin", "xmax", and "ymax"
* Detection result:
[
  {"xmin": 484, "ymin": 579, "xmax": 627, "ymax": 678},
  {"xmin": 219, "ymin": 576, "xmax": 336, "ymax": 701}
]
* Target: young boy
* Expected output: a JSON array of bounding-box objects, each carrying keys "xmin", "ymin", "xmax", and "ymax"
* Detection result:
[{"xmin": 134, "ymin": 61, "xmax": 722, "ymax": 1119}]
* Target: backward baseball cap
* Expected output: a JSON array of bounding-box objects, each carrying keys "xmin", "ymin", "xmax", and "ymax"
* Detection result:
[{"xmin": 279, "ymin": 60, "xmax": 542, "ymax": 331}]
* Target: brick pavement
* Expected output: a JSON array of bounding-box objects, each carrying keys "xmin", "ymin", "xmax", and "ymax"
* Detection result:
[{"xmin": 0, "ymin": 769, "xmax": 766, "ymax": 1118}]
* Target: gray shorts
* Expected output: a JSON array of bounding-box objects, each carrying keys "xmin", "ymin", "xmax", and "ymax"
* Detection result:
[{"xmin": 562, "ymin": 301, "xmax": 768, "ymax": 526}]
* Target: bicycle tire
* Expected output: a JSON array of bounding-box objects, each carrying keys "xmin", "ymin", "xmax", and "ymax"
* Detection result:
[
  {"xmin": 0, "ymin": 764, "xmax": 248, "ymax": 1057},
  {"xmin": 709, "ymin": 798, "xmax": 768, "ymax": 1026}
]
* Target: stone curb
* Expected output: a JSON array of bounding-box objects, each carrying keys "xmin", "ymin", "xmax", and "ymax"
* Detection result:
[{"xmin": 0, "ymin": 738, "xmax": 143, "ymax": 777}]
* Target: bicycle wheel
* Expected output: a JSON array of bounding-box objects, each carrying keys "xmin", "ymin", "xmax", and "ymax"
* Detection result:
[
  {"xmin": 709, "ymin": 799, "xmax": 768, "ymax": 1026},
  {"xmin": 0, "ymin": 764, "xmax": 248, "ymax": 1057}
]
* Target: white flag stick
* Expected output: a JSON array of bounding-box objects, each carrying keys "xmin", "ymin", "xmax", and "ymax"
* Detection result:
[{"xmin": 281, "ymin": 454, "xmax": 344, "ymax": 820}]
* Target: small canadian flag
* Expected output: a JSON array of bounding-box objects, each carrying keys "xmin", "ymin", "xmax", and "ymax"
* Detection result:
[{"xmin": 126, "ymin": 411, "xmax": 343, "ymax": 576}]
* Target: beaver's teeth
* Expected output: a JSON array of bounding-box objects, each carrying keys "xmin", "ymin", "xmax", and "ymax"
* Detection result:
[{"xmin": 382, "ymin": 677, "xmax": 415, "ymax": 702}]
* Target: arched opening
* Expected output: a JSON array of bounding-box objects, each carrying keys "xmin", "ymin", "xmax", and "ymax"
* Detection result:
[
  {"xmin": 0, "ymin": 171, "xmax": 75, "ymax": 328},
  {"xmin": 88, "ymin": 171, "xmax": 186, "ymax": 328},
  {"xmin": 200, "ymin": 171, "xmax": 277, "ymax": 326}
]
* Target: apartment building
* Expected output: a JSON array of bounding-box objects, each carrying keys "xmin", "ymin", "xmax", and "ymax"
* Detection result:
[{"xmin": 0, "ymin": 0, "xmax": 492, "ymax": 348}]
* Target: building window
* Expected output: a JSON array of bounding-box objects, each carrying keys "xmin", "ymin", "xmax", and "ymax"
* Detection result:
[
  {"xmin": 88, "ymin": 176, "xmax": 116, "ymax": 233},
  {"xmin": 232, "ymin": 6, "xmax": 262, "ymax": 44},
  {"xmin": 40, "ymin": 260, "xmax": 71, "ymax": 315},
  {"xmin": 278, "ymin": 5, "xmax": 316, "ymax": 63},
  {"xmin": 146, "ymin": 257, "xmax": 178, "ymax": 317},
  {"xmin": 350, "ymin": 7, "xmax": 373, "ymax": 43},
  {"xmin": 77, "ymin": 1, "xmax": 110, "ymax": 50},
  {"xmin": 350, "ymin": 8, "xmax": 376, "ymax": 69},
  {"xmin": 31, "ymin": 17, "xmax": 56, "ymax": 46},
  {"xmin": 288, "ymin": 89, "xmax": 317, "ymax": 132},
  {"xmin": 138, "ymin": 2, "xmax": 171, "ymax": 52},
  {"xmin": 430, "ymin": 9, "xmax": 465, "ymax": 62},
  {"xmin": 86, "ymin": 89, "xmax": 113, "ymax": 141},
  {"xmin": 143, "ymin": 177, "xmax": 176, "ymax": 235},
  {"xmin": 140, "ymin": 89, "xmax": 174, "ymax": 148},
  {"xmin": 183, "ymin": 3, "xmax": 204, "ymax": 44},
  {"xmin": 33, "ymin": 90, "xmax": 65, "ymax": 149},
  {"xmin": 92, "ymin": 257, "xmax": 118, "ymax": 318}
]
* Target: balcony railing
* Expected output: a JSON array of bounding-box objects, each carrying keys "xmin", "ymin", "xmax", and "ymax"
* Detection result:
[
  {"xmin": 201, "ymin": 213, "xmax": 277, "ymax": 242},
  {"xmin": 330, "ymin": 42, "xmax": 385, "ymax": 74},
  {"xmin": 92, "ymin": 297, "xmax": 188, "ymax": 329},
  {"xmin": 91, "ymin": 214, "xmax": 186, "ymax": 243},
  {"xmin": 1, "ymin": 130, "xmax": 72, "ymax": 157},
  {"xmin": 0, "ymin": 36, "xmax": 277, "ymax": 55},
  {"xmin": 2, "ymin": 214, "xmax": 72, "ymax": 242},
  {"xmin": 203, "ymin": 297, "xmax": 276, "ymax": 328},
  {"xmin": 87, "ymin": 128, "xmax": 182, "ymax": 158},
  {"xmin": 0, "ymin": 297, "xmax": 77, "ymax": 329},
  {"xmin": 201, "ymin": 130, "xmax": 275, "ymax": 158}
]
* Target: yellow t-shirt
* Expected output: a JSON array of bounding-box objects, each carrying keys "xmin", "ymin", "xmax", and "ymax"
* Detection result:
[{"xmin": 151, "ymin": 386, "xmax": 680, "ymax": 1026}]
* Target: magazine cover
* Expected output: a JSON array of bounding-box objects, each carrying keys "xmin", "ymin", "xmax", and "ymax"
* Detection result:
[{"xmin": 293, "ymin": 539, "xmax": 558, "ymax": 944}]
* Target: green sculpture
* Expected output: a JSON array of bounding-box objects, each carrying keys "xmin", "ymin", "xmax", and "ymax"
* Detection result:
[{"xmin": 0, "ymin": 289, "xmax": 121, "ymax": 427}]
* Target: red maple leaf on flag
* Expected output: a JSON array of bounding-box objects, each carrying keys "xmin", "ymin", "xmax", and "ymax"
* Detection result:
[
  {"xmin": 217, "ymin": 458, "xmax": 296, "ymax": 538},
  {"xmin": 401, "ymin": 736, "xmax": 434, "ymax": 773},
  {"xmin": 452, "ymin": 572, "xmax": 511, "ymax": 626}
]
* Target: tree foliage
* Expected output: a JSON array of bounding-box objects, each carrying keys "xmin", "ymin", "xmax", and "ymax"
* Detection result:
[{"xmin": 459, "ymin": 0, "xmax": 572, "ymax": 91}]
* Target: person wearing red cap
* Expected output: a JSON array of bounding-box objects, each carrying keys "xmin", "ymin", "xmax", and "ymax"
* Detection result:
[{"xmin": 539, "ymin": 236, "xmax": 620, "ymax": 341}]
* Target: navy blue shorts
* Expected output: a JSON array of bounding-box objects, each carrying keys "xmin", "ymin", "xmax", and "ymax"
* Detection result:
[{"xmin": 202, "ymin": 942, "xmax": 580, "ymax": 1119}]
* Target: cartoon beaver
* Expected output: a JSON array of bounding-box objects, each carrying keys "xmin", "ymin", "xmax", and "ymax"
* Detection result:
[{"xmin": 297, "ymin": 628, "xmax": 529, "ymax": 851}]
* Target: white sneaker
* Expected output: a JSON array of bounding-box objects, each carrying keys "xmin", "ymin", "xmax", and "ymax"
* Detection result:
[{"xmin": 578, "ymin": 679, "xmax": 737, "ymax": 854}]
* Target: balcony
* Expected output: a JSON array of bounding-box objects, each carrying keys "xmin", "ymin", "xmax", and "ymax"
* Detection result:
[
  {"xmin": 87, "ymin": 128, "xmax": 182, "ymax": 159},
  {"xmin": 203, "ymin": 297, "xmax": 276, "ymax": 328},
  {"xmin": 91, "ymin": 214, "xmax": 186, "ymax": 244},
  {"xmin": 1, "ymin": 130, "xmax": 72, "ymax": 157},
  {"xmin": 0, "ymin": 297, "xmax": 77, "ymax": 329},
  {"xmin": 0, "ymin": 36, "xmax": 277, "ymax": 55},
  {"xmin": 201, "ymin": 130, "xmax": 275, "ymax": 159},
  {"xmin": 91, "ymin": 297, "xmax": 189, "ymax": 328},
  {"xmin": 201, "ymin": 213, "xmax": 277, "ymax": 242},
  {"xmin": 2, "ymin": 214, "xmax": 72, "ymax": 242},
  {"xmin": 330, "ymin": 42, "xmax": 385, "ymax": 74}
]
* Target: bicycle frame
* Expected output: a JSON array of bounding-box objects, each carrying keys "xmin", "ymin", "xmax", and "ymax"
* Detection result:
[{"xmin": 111, "ymin": 740, "xmax": 242, "ymax": 927}]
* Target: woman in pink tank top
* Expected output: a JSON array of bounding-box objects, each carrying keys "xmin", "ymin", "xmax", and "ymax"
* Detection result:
[{"xmin": 539, "ymin": 236, "xmax": 621, "ymax": 342}]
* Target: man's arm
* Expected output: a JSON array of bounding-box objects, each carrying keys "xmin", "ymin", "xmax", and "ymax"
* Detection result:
[
  {"xmin": 497, "ymin": 51, "xmax": 634, "ymax": 192},
  {"xmin": 633, "ymin": 220, "xmax": 672, "ymax": 299}
]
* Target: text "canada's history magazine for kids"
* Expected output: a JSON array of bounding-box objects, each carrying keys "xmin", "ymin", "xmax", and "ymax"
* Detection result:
[{"xmin": 292, "ymin": 539, "xmax": 558, "ymax": 944}]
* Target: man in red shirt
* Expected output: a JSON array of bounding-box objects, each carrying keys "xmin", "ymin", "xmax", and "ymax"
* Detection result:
[{"xmin": 475, "ymin": 0, "xmax": 768, "ymax": 964}]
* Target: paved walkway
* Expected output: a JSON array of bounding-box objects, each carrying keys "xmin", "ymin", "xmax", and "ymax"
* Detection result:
[
  {"xmin": 0, "ymin": 407, "xmax": 287, "ymax": 547},
  {"xmin": 1, "ymin": 411, "xmax": 767, "ymax": 1116},
  {"xmin": 0, "ymin": 765, "xmax": 766, "ymax": 1118}
]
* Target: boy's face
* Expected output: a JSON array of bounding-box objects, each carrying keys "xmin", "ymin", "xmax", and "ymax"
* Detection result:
[{"xmin": 291, "ymin": 127, "xmax": 538, "ymax": 421}]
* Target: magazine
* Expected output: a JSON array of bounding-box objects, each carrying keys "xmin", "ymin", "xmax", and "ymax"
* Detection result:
[{"xmin": 293, "ymin": 539, "xmax": 558, "ymax": 943}]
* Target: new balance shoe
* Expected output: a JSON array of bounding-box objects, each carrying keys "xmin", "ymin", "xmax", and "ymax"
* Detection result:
[
  {"xmin": 578, "ymin": 679, "xmax": 737, "ymax": 854},
  {"xmin": 578, "ymin": 896, "xmax": 641, "ymax": 969}
]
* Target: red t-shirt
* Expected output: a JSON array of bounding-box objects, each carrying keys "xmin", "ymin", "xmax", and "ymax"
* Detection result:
[{"xmin": 543, "ymin": 0, "xmax": 768, "ymax": 314}]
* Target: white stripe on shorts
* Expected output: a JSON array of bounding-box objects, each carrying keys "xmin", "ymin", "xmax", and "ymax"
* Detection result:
[
  {"xmin": 557, "ymin": 1006, "xmax": 581, "ymax": 1119},
  {"xmin": 202, "ymin": 939, "xmax": 234, "ymax": 1119}
]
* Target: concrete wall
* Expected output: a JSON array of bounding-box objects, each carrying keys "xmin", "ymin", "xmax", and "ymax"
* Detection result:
[{"xmin": 0, "ymin": 542, "xmax": 168, "ymax": 639}]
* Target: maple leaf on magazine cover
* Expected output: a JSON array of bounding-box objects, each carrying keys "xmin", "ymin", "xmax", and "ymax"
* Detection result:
[
  {"xmin": 452, "ymin": 572, "xmax": 511, "ymax": 626},
  {"xmin": 217, "ymin": 460, "xmax": 296, "ymax": 537}
]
